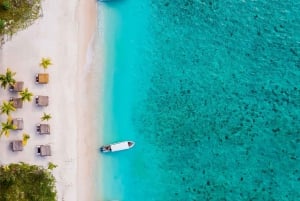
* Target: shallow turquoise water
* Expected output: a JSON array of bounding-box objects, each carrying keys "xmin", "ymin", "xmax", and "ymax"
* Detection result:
[{"xmin": 98, "ymin": 0, "xmax": 300, "ymax": 200}]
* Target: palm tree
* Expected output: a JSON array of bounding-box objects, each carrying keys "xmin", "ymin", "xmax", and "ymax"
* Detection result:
[
  {"xmin": 0, "ymin": 101, "xmax": 16, "ymax": 115},
  {"xmin": 0, "ymin": 117, "xmax": 16, "ymax": 137},
  {"xmin": 40, "ymin": 57, "xmax": 52, "ymax": 72},
  {"xmin": 19, "ymin": 88, "xmax": 33, "ymax": 102},
  {"xmin": 22, "ymin": 133, "xmax": 30, "ymax": 145},
  {"xmin": 41, "ymin": 112, "xmax": 51, "ymax": 121},
  {"xmin": 0, "ymin": 68, "xmax": 16, "ymax": 89}
]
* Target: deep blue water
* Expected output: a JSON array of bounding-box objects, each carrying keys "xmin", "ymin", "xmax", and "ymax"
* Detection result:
[{"xmin": 98, "ymin": 1, "xmax": 300, "ymax": 200}]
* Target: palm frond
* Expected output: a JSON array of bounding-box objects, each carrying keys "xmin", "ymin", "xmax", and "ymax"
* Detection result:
[
  {"xmin": 0, "ymin": 68, "xmax": 16, "ymax": 89},
  {"xmin": 20, "ymin": 88, "xmax": 33, "ymax": 102},
  {"xmin": 40, "ymin": 57, "xmax": 52, "ymax": 70},
  {"xmin": 41, "ymin": 112, "xmax": 51, "ymax": 121},
  {"xmin": 0, "ymin": 101, "xmax": 16, "ymax": 115},
  {"xmin": 22, "ymin": 133, "xmax": 30, "ymax": 145}
]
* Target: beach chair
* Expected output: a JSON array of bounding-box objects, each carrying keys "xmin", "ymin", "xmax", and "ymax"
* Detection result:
[
  {"xmin": 9, "ymin": 97, "xmax": 23, "ymax": 108},
  {"xmin": 12, "ymin": 118, "xmax": 24, "ymax": 130},
  {"xmin": 11, "ymin": 140, "xmax": 23, "ymax": 152},
  {"xmin": 9, "ymin": 81, "xmax": 24, "ymax": 92},
  {"xmin": 36, "ymin": 145, "xmax": 51, "ymax": 156},
  {"xmin": 35, "ymin": 73, "xmax": 49, "ymax": 84},
  {"xmin": 35, "ymin": 96, "xmax": 49, "ymax": 106},
  {"xmin": 36, "ymin": 124, "xmax": 50, "ymax": 135}
]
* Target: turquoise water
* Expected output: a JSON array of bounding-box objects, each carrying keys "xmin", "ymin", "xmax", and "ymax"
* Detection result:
[{"xmin": 98, "ymin": 0, "xmax": 300, "ymax": 200}]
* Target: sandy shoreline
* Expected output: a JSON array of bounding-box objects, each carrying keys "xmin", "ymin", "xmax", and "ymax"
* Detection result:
[
  {"xmin": 76, "ymin": 0, "xmax": 100, "ymax": 200},
  {"xmin": 0, "ymin": 0, "xmax": 100, "ymax": 200}
]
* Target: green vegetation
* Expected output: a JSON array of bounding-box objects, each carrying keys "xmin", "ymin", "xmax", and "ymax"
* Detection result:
[
  {"xmin": 0, "ymin": 163, "xmax": 57, "ymax": 201},
  {"xmin": 0, "ymin": 0, "xmax": 42, "ymax": 46},
  {"xmin": 40, "ymin": 57, "xmax": 53, "ymax": 71},
  {"xmin": 0, "ymin": 117, "xmax": 16, "ymax": 137},
  {"xmin": 41, "ymin": 112, "xmax": 51, "ymax": 121},
  {"xmin": 0, "ymin": 68, "xmax": 16, "ymax": 89},
  {"xmin": 0, "ymin": 19, "xmax": 4, "ymax": 29},
  {"xmin": 47, "ymin": 162, "xmax": 57, "ymax": 171},
  {"xmin": 22, "ymin": 133, "xmax": 30, "ymax": 145},
  {"xmin": 19, "ymin": 88, "xmax": 33, "ymax": 102},
  {"xmin": 0, "ymin": 101, "xmax": 16, "ymax": 115},
  {"xmin": 1, "ymin": 1, "xmax": 11, "ymax": 11}
]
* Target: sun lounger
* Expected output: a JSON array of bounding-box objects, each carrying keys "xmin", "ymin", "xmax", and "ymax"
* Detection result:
[
  {"xmin": 35, "ymin": 96, "xmax": 49, "ymax": 106},
  {"xmin": 9, "ymin": 81, "xmax": 24, "ymax": 92},
  {"xmin": 11, "ymin": 140, "xmax": 23, "ymax": 151},
  {"xmin": 36, "ymin": 124, "xmax": 50, "ymax": 135},
  {"xmin": 35, "ymin": 73, "xmax": 49, "ymax": 84},
  {"xmin": 9, "ymin": 97, "xmax": 23, "ymax": 108},
  {"xmin": 36, "ymin": 145, "xmax": 51, "ymax": 156},
  {"xmin": 12, "ymin": 118, "xmax": 23, "ymax": 130}
]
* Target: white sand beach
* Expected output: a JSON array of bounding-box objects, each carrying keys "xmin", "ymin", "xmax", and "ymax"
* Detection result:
[{"xmin": 0, "ymin": 0, "xmax": 100, "ymax": 200}]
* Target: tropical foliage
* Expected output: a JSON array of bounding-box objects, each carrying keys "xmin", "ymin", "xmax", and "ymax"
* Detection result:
[
  {"xmin": 0, "ymin": 0, "xmax": 42, "ymax": 46},
  {"xmin": 0, "ymin": 116, "xmax": 15, "ymax": 137},
  {"xmin": 0, "ymin": 18, "xmax": 4, "ymax": 29},
  {"xmin": 0, "ymin": 68, "xmax": 16, "ymax": 89},
  {"xmin": 40, "ymin": 57, "xmax": 52, "ymax": 71},
  {"xmin": 1, "ymin": 0, "xmax": 11, "ymax": 11},
  {"xmin": 0, "ymin": 100, "xmax": 15, "ymax": 115},
  {"xmin": 41, "ymin": 112, "xmax": 51, "ymax": 121},
  {"xmin": 47, "ymin": 162, "xmax": 57, "ymax": 170},
  {"xmin": 22, "ymin": 133, "xmax": 30, "ymax": 145},
  {"xmin": 19, "ymin": 88, "xmax": 33, "ymax": 102},
  {"xmin": 0, "ymin": 163, "xmax": 57, "ymax": 201}
]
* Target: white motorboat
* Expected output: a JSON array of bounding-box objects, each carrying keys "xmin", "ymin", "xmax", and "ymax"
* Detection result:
[{"xmin": 100, "ymin": 141, "xmax": 135, "ymax": 153}]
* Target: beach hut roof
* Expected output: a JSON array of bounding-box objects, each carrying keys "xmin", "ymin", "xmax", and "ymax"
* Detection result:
[
  {"xmin": 12, "ymin": 118, "xmax": 24, "ymax": 130},
  {"xmin": 11, "ymin": 140, "xmax": 23, "ymax": 151},
  {"xmin": 38, "ymin": 145, "xmax": 51, "ymax": 156},
  {"xmin": 10, "ymin": 97, "xmax": 23, "ymax": 108},
  {"xmin": 9, "ymin": 81, "xmax": 24, "ymax": 92},
  {"xmin": 36, "ymin": 73, "xmax": 49, "ymax": 84},
  {"xmin": 36, "ymin": 96, "xmax": 49, "ymax": 106},
  {"xmin": 37, "ymin": 124, "xmax": 50, "ymax": 134}
]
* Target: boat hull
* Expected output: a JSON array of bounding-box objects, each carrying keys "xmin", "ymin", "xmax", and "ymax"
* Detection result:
[{"xmin": 100, "ymin": 141, "xmax": 135, "ymax": 153}]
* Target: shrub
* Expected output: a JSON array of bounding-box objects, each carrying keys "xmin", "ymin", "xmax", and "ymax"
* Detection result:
[
  {"xmin": 1, "ymin": 1, "xmax": 11, "ymax": 11},
  {"xmin": 0, "ymin": 19, "xmax": 4, "ymax": 29},
  {"xmin": 0, "ymin": 163, "xmax": 57, "ymax": 201},
  {"xmin": 0, "ymin": 0, "xmax": 42, "ymax": 46}
]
